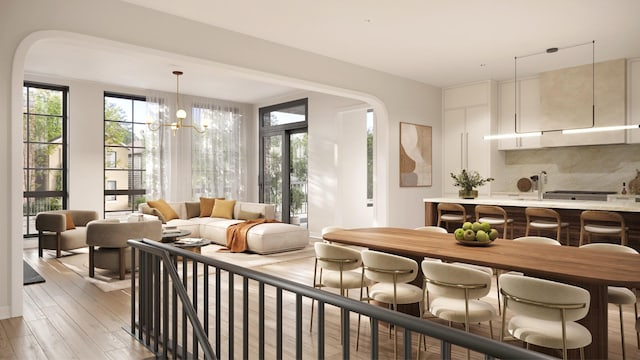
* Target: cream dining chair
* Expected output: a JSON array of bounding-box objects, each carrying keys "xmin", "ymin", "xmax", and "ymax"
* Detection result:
[
  {"xmin": 579, "ymin": 243, "xmax": 639, "ymax": 359},
  {"xmin": 414, "ymin": 226, "xmax": 447, "ymax": 233},
  {"xmin": 420, "ymin": 261, "xmax": 497, "ymax": 359},
  {"xmin": 499, "ymin": 273, "xmax": 592, "ymax": 360},
  {"xmin": 513, "ymin": 236, "xmax": 562, "ymax": 246},
  {"xmin": 358, "ymin": 250, "xmax": 423, "ymax": 358},
  {"xmin": 414, "ymin": 225, "xmax": 495, "ymax": 311},
  {"xmin": 310, "ymin": 242, "xmax": 365, "ymax": 337}
]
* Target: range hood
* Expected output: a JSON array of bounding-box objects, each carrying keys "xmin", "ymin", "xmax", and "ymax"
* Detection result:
[{"xmin": 539, "ymin": 58, "xmax": 627, "ymax": 147}]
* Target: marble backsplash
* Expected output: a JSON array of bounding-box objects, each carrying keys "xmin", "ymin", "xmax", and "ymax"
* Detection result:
[{"xmin": 492, "ymin": 143, "xmax": 640, "ymax": 194}]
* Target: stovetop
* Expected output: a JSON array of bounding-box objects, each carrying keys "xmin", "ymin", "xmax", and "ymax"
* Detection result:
[{"xmin": 542, "ymin": 190, "xmax": 616, "ymax": 201}]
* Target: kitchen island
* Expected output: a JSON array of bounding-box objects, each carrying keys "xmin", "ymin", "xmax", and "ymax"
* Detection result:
[{"xmin": 424, "ymin": 195, "xmax": 640, "ymax": 247}]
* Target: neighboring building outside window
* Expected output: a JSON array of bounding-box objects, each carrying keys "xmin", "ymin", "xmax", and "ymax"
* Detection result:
[
  {"xmin": 104, "ymin": 93, "xmax": 147, "ymax": 220},
  {"xmin": 105, "ymin": 180, "xmax": 117, "ymax": 201}
]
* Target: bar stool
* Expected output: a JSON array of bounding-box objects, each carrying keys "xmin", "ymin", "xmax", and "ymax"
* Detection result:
[
  {"xmin": 474, "ymin": 205, "xmax": 514, "ymax": 239},
  {"xmin": 579, "ymin": 210, "xmax": 628, "ymax": 246},
  {"xmin": 436, "ymin": 203, "xmax": 471, "ymax": 231},
  {"xmin": 525, "ymin": 207, "xmax": 570, "ymax": 245}
]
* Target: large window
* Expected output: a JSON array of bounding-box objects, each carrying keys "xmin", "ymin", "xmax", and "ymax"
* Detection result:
[
  {"xmin": 104, "ymin": 93, "xmax": 147, "ymax": 219},
  {"xmin": 22, "ymin": 82, "xmax": 68, "ymax": 237},
  {"xmin": 259, "ymin": 98, "xmax": 308, "ymax": 225}
]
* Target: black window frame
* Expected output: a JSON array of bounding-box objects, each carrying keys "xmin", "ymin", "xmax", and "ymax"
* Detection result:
[
  {"xmin": 22, "ymin": 81, "xmax": 69, "ymax": 238},
  {"xmin": 103, "ymin": 92, "xmax": 147, "ymax": 218}
]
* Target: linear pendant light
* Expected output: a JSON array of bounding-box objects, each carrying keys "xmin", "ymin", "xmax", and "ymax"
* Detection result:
[
  {"xmin": 562, "ymin": 124, "xmax": 640, "ymax": 134},
  {"xmin": 484, "ymin": 40, "xmax": 640, "ymax": 140},
  {"xmin": 483, "ymin": 46, "xmax": 546, "ymax": 140},
  {"xmin": 483, "ymin": 131, "xmax": 541, "ymax": 140}
]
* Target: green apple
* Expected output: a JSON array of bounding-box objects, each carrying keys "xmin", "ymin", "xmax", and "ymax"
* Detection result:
[
  {"xmin": 481, "ymin": 222, "xmax": 491, "ymax": 233},
  {"xmin": 471, "ymin": 222, "xmax": 482, "ymax": 232},
  {"xmin": 489, "ymin": 228, "xmax": 499, "ymax": 240},
  {"xmin": 454, "ymin": 228, "xmax": 465, "ymax": 240},
  {"xmin": 463, "ymin": 229, "xmax": 476, "ymax": 241},
  {"xmin": 462, "ymin": 222, "xmax": 473, "ymax": 231},
  {"xmin": 476, "ymin": 230, "xmax": 489, "ymax": 242}
]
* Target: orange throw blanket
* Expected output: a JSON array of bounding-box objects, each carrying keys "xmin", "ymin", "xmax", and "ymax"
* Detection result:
[{"xmin": 225, "ymin": 219, "xmax": 280, "ymax": 253}]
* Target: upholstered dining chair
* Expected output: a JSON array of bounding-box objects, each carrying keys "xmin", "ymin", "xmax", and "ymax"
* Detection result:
[
  {"xmin": 513, "ymin": 236, "xmax": 562, "ymax": 246},
  {"xmin": 414, "ymin": 224, "xmax": 499, "ymax": 316},
  {"xmin": 474, "ymin": 205, "xmax": 514, "ymax": 239},
  {"xmin": 358, "ymin": 250, "xmax": 423, "ymax": 358},
  {"xmin": 321, "ymin": 226, "xmax": 346, "ymax": 236},
  {"xmin": 525, "ymin": 207, "xmax": 570, "ymax": 245},
  {"xmin": 420, "ymin": 261, "xmax": 497, "ymax": 359},
  {"xmin": 579, "ymin": 243, "xmax": 639, "ymax": 359},
  {"xmin": 499, "ymin": 273, "xmax": 592, "ymax": 360},
  {"xmin": 436, "ymin": 203, "xmax": 471, "ymax": 231},
  {"xmin": 579, "ymin": 210, "xmax": 628, "ymax": 246},
  {"xmin": 414, "ymin": 226, "xmax": 448, "ymax": 234},
  {"xmin": 321, "ymin": 226, "xmax": 346, "ymax": 244},
  {"xmin": 310, "ymin": 242, "xmax": 365, "ymax": 336},
  {"xmin": 86, "ymin": 219, "xmax": 162, "ymax": 280}
]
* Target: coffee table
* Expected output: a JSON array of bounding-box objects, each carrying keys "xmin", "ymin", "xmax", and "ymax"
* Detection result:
[
  {"xmin": 171, "ymin": 238, "xmax": 211, "ymax": 254},
  {"xmin": 161, "ymin": 229, "xmax": 191, "ymax": 243}
]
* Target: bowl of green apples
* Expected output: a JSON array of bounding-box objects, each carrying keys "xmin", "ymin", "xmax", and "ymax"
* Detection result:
[{"xmin": 453, "ymin": 221, "xmax": 499, "ymax": 246}]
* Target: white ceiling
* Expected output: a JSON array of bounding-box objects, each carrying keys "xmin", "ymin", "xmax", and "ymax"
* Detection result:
[{"xmin": 24, "ymin": 0, "xmax": 640, "ymax": 103}]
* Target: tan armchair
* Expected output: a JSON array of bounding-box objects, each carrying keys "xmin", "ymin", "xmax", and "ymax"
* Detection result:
[
  {"xmin": 86, "ymin": 219, "xmax": 162, "ymax": 280},
  {"xmin": 36, "ymin": 210, "xmax": 99, "ymax": 258}
]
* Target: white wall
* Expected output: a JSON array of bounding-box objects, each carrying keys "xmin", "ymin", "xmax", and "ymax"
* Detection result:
[
  {"xmin": 338, "ymin": 108, "xmax": 375, "ymax": 229},
  {"xmin": 1, "ymin": 0, "xmax": 441, "ymax": 319},
  {"xmin": 254, "ymin": 91, "xmax": 373, "ymax": 238}
]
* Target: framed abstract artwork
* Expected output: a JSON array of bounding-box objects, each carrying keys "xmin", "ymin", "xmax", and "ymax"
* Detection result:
[{"xmin": 399, "ymin": 122, "xmax": 432, "ymax": 187}]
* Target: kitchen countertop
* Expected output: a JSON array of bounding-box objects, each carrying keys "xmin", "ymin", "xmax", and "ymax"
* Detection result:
[{"xmin": 424, "ymin": 194, "xmax": 640, "ymax": 212}]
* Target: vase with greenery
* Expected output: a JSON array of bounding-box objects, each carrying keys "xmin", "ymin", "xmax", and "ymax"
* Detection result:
[{"xmin": 450, "ymin": 169, "xmax": 494, "ymax": 199}]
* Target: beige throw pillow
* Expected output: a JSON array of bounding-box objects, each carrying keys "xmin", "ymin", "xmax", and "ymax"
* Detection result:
[
  {"xmin": 185, "ymin": 201, "xmax": 200, "ymax": 219},
  {"xmin": 237, "ymin": 210, "xmax": 262, "ymax": 220},
  {"xmin": 211, "ymin": 199, "xmax": 236, "ymax": 219},
  {"xmin": 147, "ymin": 199, "xmax": 179, "ymax": 222},
  {"xmin": 199, "ymin": 197, "xmax": 216, "ymax": 217}
]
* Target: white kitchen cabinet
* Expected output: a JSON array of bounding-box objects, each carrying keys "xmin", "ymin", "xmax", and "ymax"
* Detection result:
[
  {"xmin": 498, "ymin": 78, "xmax": 541, "ymax": 150},
  {"xmin": 442, "ymin": 81, "xmax": 493, "ymax": 195},
  {"xmin": 628, "ymin": 58, "xmax": 640, "ymax": 144}
]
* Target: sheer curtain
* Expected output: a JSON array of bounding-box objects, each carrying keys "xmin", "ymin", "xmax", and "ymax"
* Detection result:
[
  {"xmin": 144, "ymin": 95, "xmax": 172, "ymax": 200},
  {"xmin": 191, "ymin": 99, "xmax": 246, "ymax": 200}
]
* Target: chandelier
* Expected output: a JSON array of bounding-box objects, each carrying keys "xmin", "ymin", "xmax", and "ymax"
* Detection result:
[{"xmin": 147, "ymin": 70, "xmax": 207, "ymax": 135}]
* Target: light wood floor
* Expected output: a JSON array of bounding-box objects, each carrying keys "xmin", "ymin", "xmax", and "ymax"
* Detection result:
[{"xmin": 4, "ymin": 248, "xmax": 640, "ymax": 359}]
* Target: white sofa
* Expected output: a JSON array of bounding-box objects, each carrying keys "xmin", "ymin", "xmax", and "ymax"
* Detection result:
[{"xmin": 138, "ymin": 201, "xmax": 309, "ymax": 254}]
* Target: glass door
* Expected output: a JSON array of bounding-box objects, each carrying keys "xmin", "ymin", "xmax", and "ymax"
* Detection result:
[
  {"xmin": 262, "ymin": 133, "xmax": 283, "ymax": 220},
  {"xmin": 259, "ymin": 99, "xmax": 308, "ymax": 225}
]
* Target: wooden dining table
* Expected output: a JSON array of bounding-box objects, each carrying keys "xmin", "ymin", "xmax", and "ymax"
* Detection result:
[{"xmin": 323, "ymin": 227, "xmax": 640, "ymax": 360}]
